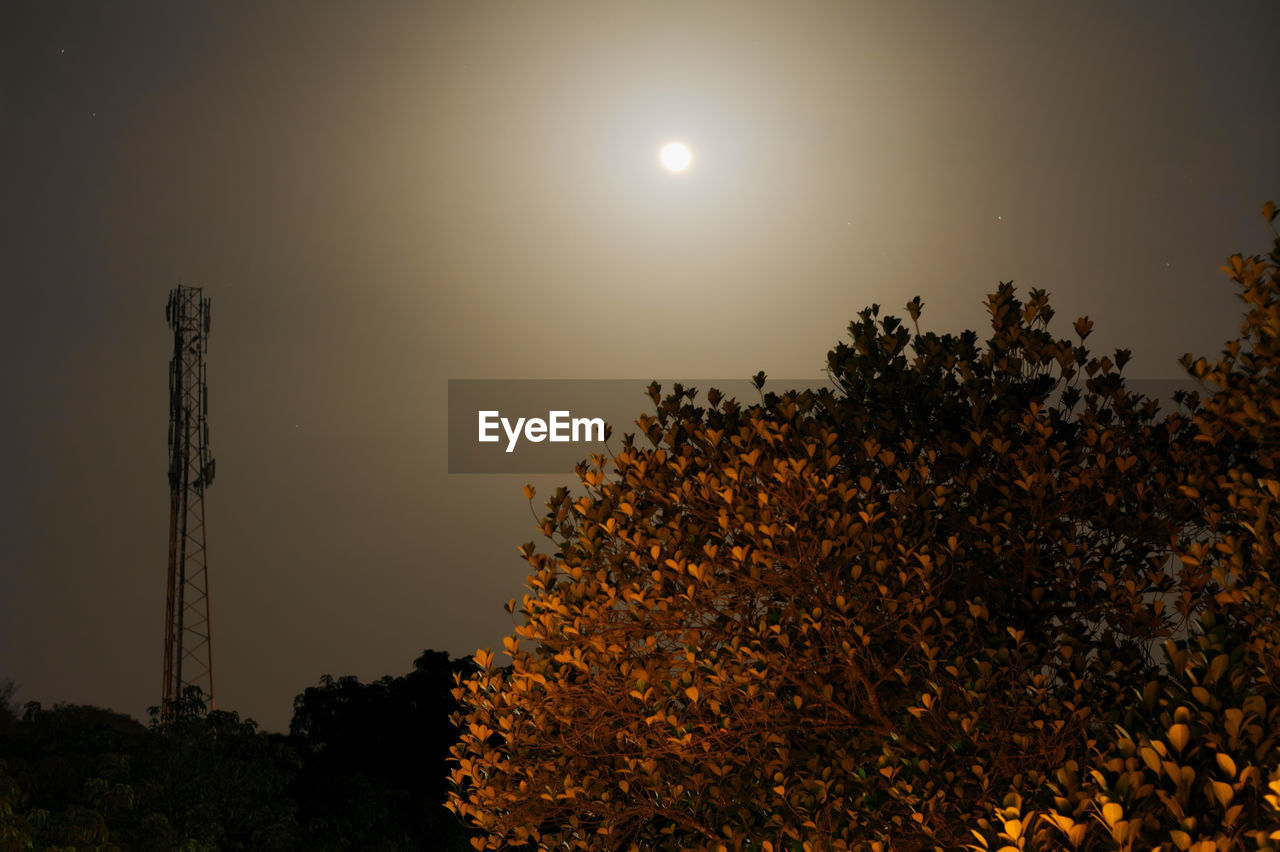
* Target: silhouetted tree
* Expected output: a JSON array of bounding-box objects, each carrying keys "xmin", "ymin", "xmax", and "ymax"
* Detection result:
[
  {"xmin": 0, "ymin": 701, "xmax": 148, "ymax": 850},
  {"xmin": 143, "ymin": 688, "xmax": 301, "ymax": 851},
  {"xmin": 0, "ymin": 758, "xmax": 35, "ymax": 851},
  {"xmin": 0, "ymin": 680, "xmax": 18, "ymax": 732},
  {"xmin": 289, "ymin": 650, "xmax": 478, "ymax": 851},
  {"xmin": 0, "ymin": 653, "xmax": 479, "ymax": 852},
  {"xmin": 0, "ymin": 691, "xmax": 300, "ymax": 851}
]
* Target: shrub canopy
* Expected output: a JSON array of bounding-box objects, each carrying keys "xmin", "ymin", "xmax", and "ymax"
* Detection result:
[{"xmin": 450, "ymin": 209, "xmax": 1280, "ymax": 851}]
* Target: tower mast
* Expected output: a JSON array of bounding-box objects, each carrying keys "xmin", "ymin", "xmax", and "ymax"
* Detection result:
[{"xmin": 162, "ymin": 286, "xmax": 216, "ymax": 718}]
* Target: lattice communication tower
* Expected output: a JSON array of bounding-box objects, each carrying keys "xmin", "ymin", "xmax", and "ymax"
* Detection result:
[{"xmin": 162, "ymin": 286, "xmax": 216, "ymax": 716}]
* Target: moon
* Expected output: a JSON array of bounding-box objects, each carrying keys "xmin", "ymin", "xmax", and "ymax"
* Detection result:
[{"xmin": 660, "ymin": 142, "xmax": 692, "ymax": 172}]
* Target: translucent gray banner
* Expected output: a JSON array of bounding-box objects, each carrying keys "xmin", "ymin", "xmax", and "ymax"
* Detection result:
[{"xmin": 447, "ymin": 378, "xmax": 1204, "ymax": 474}]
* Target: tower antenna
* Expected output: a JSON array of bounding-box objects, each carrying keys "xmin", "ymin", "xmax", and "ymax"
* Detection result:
[{"xmin": 162, "ymin": 286, "xmax": 216, "ymax": 720}]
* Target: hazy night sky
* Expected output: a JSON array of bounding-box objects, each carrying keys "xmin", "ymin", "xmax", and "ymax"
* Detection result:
[{"xmin": 2, "ymin": 1, "xmax": 1278, "ymax": 732}]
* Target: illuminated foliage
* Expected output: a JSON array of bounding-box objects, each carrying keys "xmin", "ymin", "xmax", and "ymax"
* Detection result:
[
  {"xmin": 972, "ymin": 205, "xmax": 1280, "ymax": 850},
  {"xmin": 449, "ymin": 256, "xmax": 1229, "ymax": 850}
]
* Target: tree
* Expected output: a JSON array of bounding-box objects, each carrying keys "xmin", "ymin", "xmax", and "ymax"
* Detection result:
[
  {"xmin": 0, "ymin": 761, "xmax": 35, "ymax": 852},
  {"xmin": 972, "ymin": 204, "xmax": 1280, "ymax": 850},
  {"xmin": 0, "ymin": 655, "xmax": 479, "ymax": 852},
  {"xmin": 289, "ymin": 651, "xmax": 479, "ymax": 851},
  {"xmin": 450, "ymin": 278, "xmax": 1209, "ymax": 850},
  {"xmin": 142, "ymin": 688, "xmax": 301, "ymax": 851},
  {"xmin": 0, "ymin": 701, "xmax": 149, "ymax": 851},
  {"xmin": 0, "ymin": 680, "xmax": 17, "ymax": 731}
]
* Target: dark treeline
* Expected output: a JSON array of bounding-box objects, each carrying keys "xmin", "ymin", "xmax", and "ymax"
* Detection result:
[{"xmin": 0, "ymin": 651, "xmax": 478, "ymax": 851}]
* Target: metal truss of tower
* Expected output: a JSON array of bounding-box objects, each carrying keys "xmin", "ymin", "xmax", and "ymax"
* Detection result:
[{"xmin": 163, "ymin": 286, "xmax": 217, "ymax": 717}]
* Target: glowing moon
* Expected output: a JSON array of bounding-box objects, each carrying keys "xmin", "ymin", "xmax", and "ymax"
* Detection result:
[{"xmin": 660, "ymin": 142, "xmax": 692, "ymax": 172}]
